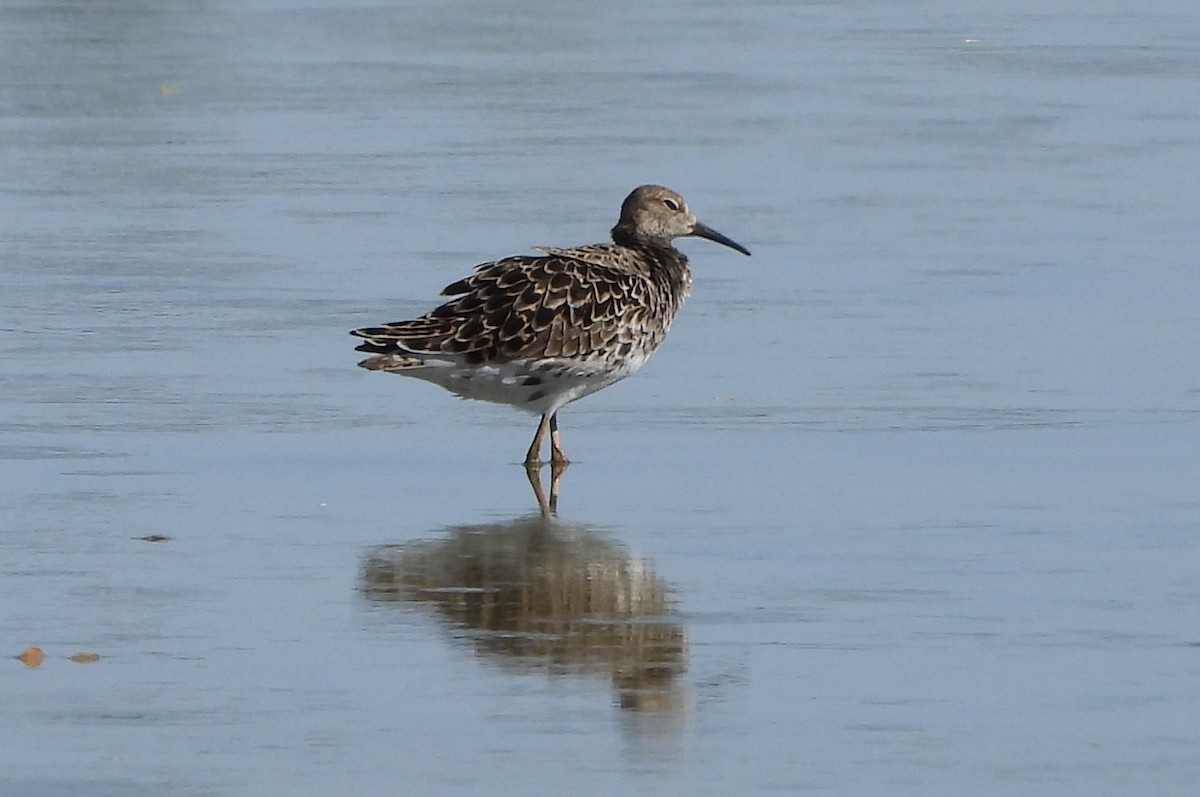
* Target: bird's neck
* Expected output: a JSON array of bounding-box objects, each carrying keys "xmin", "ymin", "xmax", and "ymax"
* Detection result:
[
  {"xmin": 610, "ymin": 222, "xmax": 642, "ymax": 249},
  {"xmin": 611, "ymin": 224, "xmax": 675, "ymax": 255}
]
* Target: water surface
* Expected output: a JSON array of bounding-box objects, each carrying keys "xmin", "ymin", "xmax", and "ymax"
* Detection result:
[{"xmin": 2, "ymin": 1, "xmax": 1198, "ymax": 795}]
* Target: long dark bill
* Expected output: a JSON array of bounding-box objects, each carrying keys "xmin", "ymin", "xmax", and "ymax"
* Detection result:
[{"xmin": 690, "ymin": 221, "xmax": 751, "ymax": 256}]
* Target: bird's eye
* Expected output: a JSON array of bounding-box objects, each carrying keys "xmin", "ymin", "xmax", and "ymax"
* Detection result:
[{"xmin": 663, "ymin": 198, "xmax": 680, "ymax": 211}]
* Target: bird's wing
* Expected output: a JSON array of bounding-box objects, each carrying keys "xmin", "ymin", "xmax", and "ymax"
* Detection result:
[{"xmin": 350, "ymin": 247, "xmax": 655, "ymax": 366}]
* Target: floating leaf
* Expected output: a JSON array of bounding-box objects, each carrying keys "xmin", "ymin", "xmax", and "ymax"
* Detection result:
[
  {"xmin": 70, "ymin": 651, "xmax": 100, "ymax": 664},
  {"xmin": 17, "ymin": 647, "xmax": 44, "ymax": 667}
]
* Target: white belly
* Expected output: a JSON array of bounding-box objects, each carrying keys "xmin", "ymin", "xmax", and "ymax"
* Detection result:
[{"xmin": 403, "ymin": 351, "xmax": 653, "ymax": 416}]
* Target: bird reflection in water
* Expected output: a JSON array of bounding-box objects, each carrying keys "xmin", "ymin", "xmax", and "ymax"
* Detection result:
[
  {"xmin": 525, "ymin": 460, "xmax": 567, "ymax": 517},
  {"xmin": 361, "ymin": 468, "xmax": 687, "ymax": 715}
]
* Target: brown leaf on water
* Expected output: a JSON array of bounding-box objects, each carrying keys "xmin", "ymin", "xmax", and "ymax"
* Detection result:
[
  {"xmin": 17, "ymin": 647, "xmax": 44, "ymax": 667},
  {"xmin": 70, "ymin": 651, "xmax": 101, "ymax": 664}
]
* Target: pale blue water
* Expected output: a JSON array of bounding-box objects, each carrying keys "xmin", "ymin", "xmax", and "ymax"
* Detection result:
[{"xmin": 2, "ymin": 1, "xmax": 1199, "ymax": 795}]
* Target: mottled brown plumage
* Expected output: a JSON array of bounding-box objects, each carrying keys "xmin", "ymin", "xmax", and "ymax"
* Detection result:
[{"xmin": 351, "ymin": 185, "xmax": 750, "ymax": 465}]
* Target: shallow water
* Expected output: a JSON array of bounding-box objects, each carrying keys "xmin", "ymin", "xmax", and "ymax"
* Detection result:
[{"xmin": 2, "ymin": 1, "xmax": 1199, "ymax": 794}]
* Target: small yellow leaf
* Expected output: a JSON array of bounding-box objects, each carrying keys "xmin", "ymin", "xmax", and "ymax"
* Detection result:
[
  {"xmin": 70, "ymin": 651, "xmax": 101, "ymax": 664},
  {"xmin": 18, "ymin": 647, "xmax": 44, "ymax": 667}
]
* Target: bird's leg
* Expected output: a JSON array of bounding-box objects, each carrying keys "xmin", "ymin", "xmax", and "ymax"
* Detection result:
[
  {"xmin": 525, "ymin": 413, "xmax": 552, "ymax": 466},
  {"xmin": 548, "ymin": 413, "xmax": 569, "ymax": 466}
]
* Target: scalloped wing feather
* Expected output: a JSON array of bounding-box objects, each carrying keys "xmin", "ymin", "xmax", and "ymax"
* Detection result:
[{"xmin": 350, "ymin": 245, "xmax": 686, "ymax": 368}]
